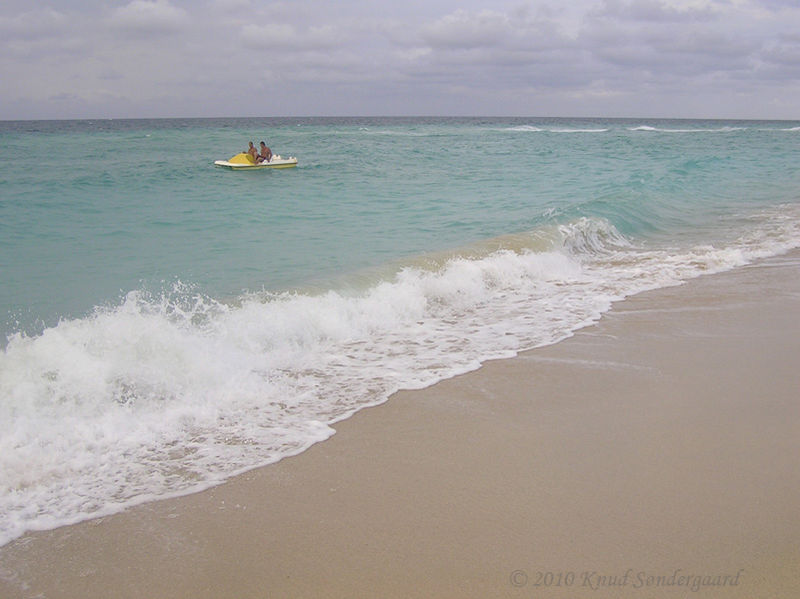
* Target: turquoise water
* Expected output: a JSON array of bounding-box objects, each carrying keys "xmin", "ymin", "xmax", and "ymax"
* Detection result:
[
  {"xmin": 1, "ymin": 117, "xmax": 799, "ymax": 546},
  {"xmin": 3, "ymin": 117, "xmax": 798, "ymax": 336}
]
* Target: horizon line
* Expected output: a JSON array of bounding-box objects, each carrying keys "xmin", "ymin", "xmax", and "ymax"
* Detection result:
[{"xmin": 2, "ymin": 115, "xmax": 800, "ymax": 123}]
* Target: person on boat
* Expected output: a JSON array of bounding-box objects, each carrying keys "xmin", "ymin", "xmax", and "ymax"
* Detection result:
[
  {"xmin": 246, "ymin": 141, "xmax": 258, "ymax": 161},
  {"xmin": 256, "ymin": 141, "xmax": 272, "ymax": 163}
]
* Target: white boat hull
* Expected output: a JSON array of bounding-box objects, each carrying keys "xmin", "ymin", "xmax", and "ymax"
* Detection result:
[{"xmin": 214, "ymin": 155, "xmax": 298, "ymax": 170}]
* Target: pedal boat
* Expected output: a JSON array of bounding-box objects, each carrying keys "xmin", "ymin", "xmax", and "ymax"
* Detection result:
[{"xmin": 214, "ymin": 152, "xmax": 298, "ymax": 169}]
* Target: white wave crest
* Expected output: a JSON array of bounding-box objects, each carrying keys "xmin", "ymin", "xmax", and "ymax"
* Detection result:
[
  {"xmin": 2, "ymin": 209, "xmax": 800, "ymax": 547},
  {"xmin": 629, "ymin": 125, "xmax": 746, "ymax": 133},
  {"xmin": 506, "ymin": 126, "xmax": 608, "ymax": 133},
  {"xmin": 506, "ymin": 125, "xmax": 543, "ymax": 132},
  {"xmin": 549, "ymin": 128, "xmax": 609, "ymax": 133}
]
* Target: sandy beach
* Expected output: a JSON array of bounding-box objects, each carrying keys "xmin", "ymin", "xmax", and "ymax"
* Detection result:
[{"xmin": 1, "ymin": 251, "xmax": 799, "ymax": 599}]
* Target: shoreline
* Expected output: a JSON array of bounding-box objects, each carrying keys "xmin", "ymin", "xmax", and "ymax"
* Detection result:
[{"xmin": 2, "ymin": 252, "xmax": 799, "ymax": 598}]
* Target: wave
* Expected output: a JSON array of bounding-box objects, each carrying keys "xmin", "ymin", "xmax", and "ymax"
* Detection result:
[
  {"xmin": 2, "ymin": 207, "xmax": 799, "ymax": 547},
  {"xmin": 505, "ymin": 126, "xmax": 608, "ymax": 133},
  {"xmin": 506, "ymin": 125, "xmax": 543, "ymax": 132},
  {"xmin": 549, "ymin": 128, "xmax": 609, "ymax": 133},
  {"xmin": 629, "ymin": 125, "xmax": 746, "ymax": 133}
]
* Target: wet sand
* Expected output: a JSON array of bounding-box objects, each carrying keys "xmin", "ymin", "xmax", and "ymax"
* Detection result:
[{"xmin": 1, "ymin": 252, "xmax": 799, "ymax": 598}]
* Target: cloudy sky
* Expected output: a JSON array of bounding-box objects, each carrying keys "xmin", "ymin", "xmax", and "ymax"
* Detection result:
[{"xmin": 2, "ymin": 0, "xmax": 799, "ymax": 120}]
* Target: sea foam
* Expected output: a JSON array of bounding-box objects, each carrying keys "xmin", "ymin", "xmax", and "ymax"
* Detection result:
[
  {"xmin": 629, "ymin": 125, "xmax": 746, "ymax": 133},
  {"xmin": 2, "ymin": 207, "xmax": 800, "ymax": 547}
]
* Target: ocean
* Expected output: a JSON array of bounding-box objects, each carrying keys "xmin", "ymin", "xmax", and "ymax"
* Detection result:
[{"xmin": 1, "ymin": 117, "xmax": 799, "ymax": 546}]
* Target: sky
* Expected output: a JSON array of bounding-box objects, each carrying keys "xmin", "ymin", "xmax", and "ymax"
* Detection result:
[{"xmin": 1, "ymin": 0, "xmax": 800, "ymax": 120}]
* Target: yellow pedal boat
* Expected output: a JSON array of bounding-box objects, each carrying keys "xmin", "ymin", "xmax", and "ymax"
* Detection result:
[{"xmin": 214, "ymin": 152, "xmax": 298, "ymax": 170}]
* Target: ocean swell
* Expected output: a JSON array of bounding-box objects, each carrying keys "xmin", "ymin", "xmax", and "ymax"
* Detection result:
[{"xmin": 2, "ymin": 207, "xmax": 800, "ymax": 547}]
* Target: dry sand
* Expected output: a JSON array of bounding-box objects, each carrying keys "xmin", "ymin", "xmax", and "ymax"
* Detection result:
[{"xmin": 1, "ymin": 252, "xmax": 799, "ymax": 598}]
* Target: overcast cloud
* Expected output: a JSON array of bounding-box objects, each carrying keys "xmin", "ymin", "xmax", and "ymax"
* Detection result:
[{"xmin": 2, "ymin": 0, "xmax": 799, "ymax": 119}]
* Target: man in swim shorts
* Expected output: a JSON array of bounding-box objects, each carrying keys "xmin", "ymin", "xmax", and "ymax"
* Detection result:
[
  {"xmin": 247, "ymin": 141, "xmax": 258, "ymax": 161},
  {"xmin": 257, "ymin": 141, "xmax": 272, "ymax": 163}
]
